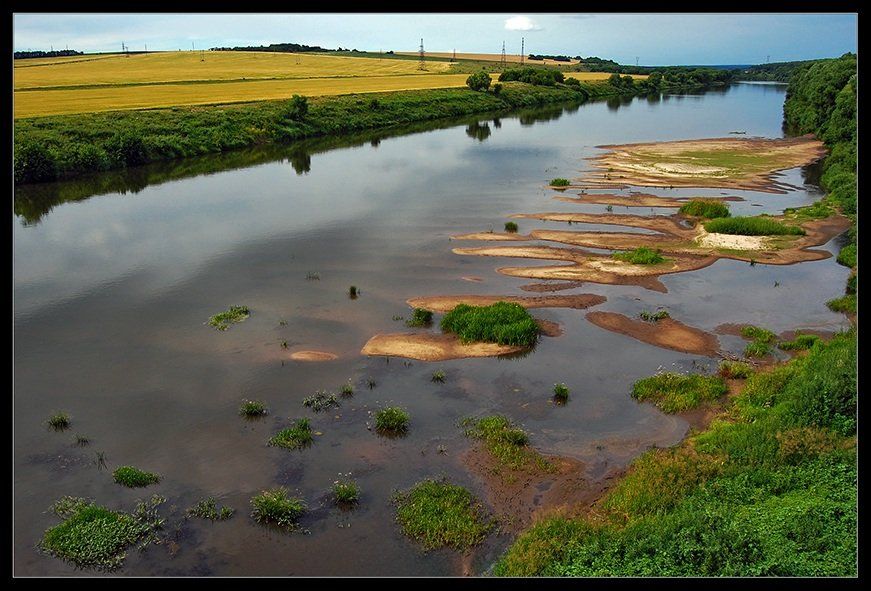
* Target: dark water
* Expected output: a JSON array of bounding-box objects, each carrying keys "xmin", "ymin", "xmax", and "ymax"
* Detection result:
[{"xmin": 13, "ymin": 82, "xmax": 851, "ymax": 576}]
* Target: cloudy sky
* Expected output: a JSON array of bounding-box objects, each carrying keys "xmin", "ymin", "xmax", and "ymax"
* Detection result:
[{"xmin": 13, "ymin": 12, "xmax": 858, "ymax": 66}]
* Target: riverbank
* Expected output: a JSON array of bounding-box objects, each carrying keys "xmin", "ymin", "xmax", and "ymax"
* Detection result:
[{"xmin": 14, "ymin": 78, "xmax": 714, "ymax": 184}]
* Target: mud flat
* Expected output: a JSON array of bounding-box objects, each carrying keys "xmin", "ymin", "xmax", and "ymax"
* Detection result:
[
  {"xmin": 578, "ymin": 135, "xmax": 827, "ymax": 193},
  {"xmin": 360, "ymin": 332, "xmax": 526, "ymax": 361},
  {"xmin": 289, "ymin": 350, "xmax": 338, "ymax": 361},
  {"xmin": 552, "ymin": 192, "xmax": 743, "ymax": 208},
  {"xmin": 586, "ymin": 311, "xmax": 721, "ymax": 356},
  {"xmin": 406, "ymin": 293, "xmax": 606, "ymax": 313}
]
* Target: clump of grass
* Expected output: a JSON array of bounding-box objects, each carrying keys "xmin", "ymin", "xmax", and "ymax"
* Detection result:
[
  {"xmin": 366, "ymin": 378, "xmax": 377, "ymax": 389},
  {"xmin": 744, "ymin": 341, "xmax": 771, "ymax": 358},
  {"xmin": 462, "ymin": 415, "xmax": 553, "ymax": 474},
  {"xmin": 718, "ymin": 360, "xmax": 753, "ymax": 379},
  {"xmin": 836, "ymin": 244, "xmax": 856, "ymax": 268},
  {"xmin": 631, "ymin": 372, "xmax": 728, "ymax": 413},
  {"xmin": 431, "ymin": 370, "xmax": 446, "ymax": 383},
  {"xmin": 783, "ymin": 200, "xmax": 834, "ymax": 221},
  {"xmin": 704, "ymin": 216, "xmax": 805, "ymax": 236},
  {"xmin": 268, "ymin": 418, "xmax": 314, "ymax": 449},
  {"xmin": 333, "ymin": 478, "xmax": 360, "ymax": 505},
  {"xmin": 827, "ymin": 294, "xmax": 856, "ymax": 314},
  {"xmin": 778, "ymin": 334, "xmax": 821, "ymax": 351},
  {"xmin": 440, "ymin": 301, "xmax": 539, "ymax": 347},
  {"xmin": 549, "ymin": 178, "xmax": 570, "ymax": 187},
  {"xmin": 239, "ymin": 399, "xmax": 268, "ymax": 417},
  {"xmin": 606, "ymin": 205, "xmax": 614, "ymax": 212},
  {"xmin": 208, "ymin": 305, "xmax": 250, "ymax": 331},
  {"xmin": 47, "ymin": 412, "xmax": 70, "ymax": 431},
  {"xmin": 40, "ymin": 495, "xmax": 164, "ymax": 570},
  {"xmin": 405, "ymin": 308, "xmax": 433, "ymax": 327},
  {"xmin": 340, "ymin": 381, "xmax": 354, "ymax": 396},
  {"xmin": 504, "ymin": 221, "xmax": 519, "ymax": 233},
  {"xmin": 612, "ymin": 247, "xmax": 666, "ymax": 265},
  {"xmin": 187, "ymin": 497, "xmax": 235, "ymax": 521},
  {"xmin": 73, "ymin": 434, "xmax": 90, "ymax": 446},
  {"xmin": 740, "ymin": 325, "xmax": 777, "ymax": 343},
  {"xmin": 639, "ymin": 309, "xmax": 670, "ymax": 322},
  {"xmin": 553, "ymin": 383, "xmax": 570, "ymax": 403},
  {"xmin": 250, "ymin": 487, "xmax": 306, "ymax": 527},
  {"xmin": 348, "ymin": 285, "xmax": 359, "ymax": 298},
  {"xmin": 374, "ymin": 406, "xmax": 410, "ymax": 435},
  {"xmin": 112, "ymin": 466, "xmax": 161, "ymax": 488},
  {"xmin": 303, "ymin": 391, "xmax": 340, "ymax": 412},
  {"xmin": 678, "ymin": 199, "xmax": 731, "ymax": 219},
  {"xmin": 393, "ymin": 478, "xmax": 493, "ymax": 551}
]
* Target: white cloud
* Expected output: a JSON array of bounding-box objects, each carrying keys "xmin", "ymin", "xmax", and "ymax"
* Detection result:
[{"xmin": 504, "ymin": 16, "xmax": 541, "ymax": 31}]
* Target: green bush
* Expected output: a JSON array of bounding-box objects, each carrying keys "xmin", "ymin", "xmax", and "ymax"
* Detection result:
[
  {"xmin": 678, "ymin": 199, "xmax": 731, "ymax": 219},
  {"xmin": 504, "ymin": 221, "xmax": 519, "ymax": 233},
  {"xmin": 704, "ymin": 216, "xmax": 805, "ymax": 236},
  {"xmin": 553, "ymin": 383, "xmax": 570, "ymax": 402},
  {"xmin": 284, "ymin": 94, "xmax": 308, "ymax": 121},
  {"xmin": 440, "ymin": 301, "xmax": 539, "ymax": 347},
  {"xmin": 836, "ymin": 244, "xmax": 856, "ymax": 268},
  {"xmin": 827, "ymin": 294, "xmax": 856, "ymax": 313},
  {"xmin": 14, "ymin": 141, "xmax": 57, "ymax": 182},
  {"xmin": 466, "ymin": 71, "xmax": 492, "ymax": 91}
]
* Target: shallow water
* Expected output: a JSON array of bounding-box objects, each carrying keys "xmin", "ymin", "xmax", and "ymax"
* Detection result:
[{"xmin": 13, "ymin": 82, "xmax": 851, "ymax": 575}]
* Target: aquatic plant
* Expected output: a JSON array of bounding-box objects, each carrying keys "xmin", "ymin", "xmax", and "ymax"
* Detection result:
[
  {"xmin": 549, "ymin": 178, "xmax": 570, "ymax": 187},
  {"xmin": 208, "ymin": 305, "xmax": 249, "ymax": 331},
  {"xmin": 704, "ymin": 216, "xmax": 805, "ymax": 236},
  {"xmin": 305, "ymin": 271, "xmax": 320, "ymax": 280},
  {"xmin": 333, "ymin": 478, "xmax": 360, "ymax": 505},
  {"xmin": 440, "ymin": 301, "xmax": 539, "ymax": 347},
  {"xmin": 393, "ymin": 478, "xmax": 493, "ymax": 550},
  {"xmin": 405, "ymin": 308, "xmax": 433, "ymax": 327},
  {"xmin": 504, "ymin": 221, "xmax": 519, "ymax": 233},
  {"xmin": 553, "ymin": 383, "xmax": 570, "ymax": 402},
  {"xmin": 47, "ymin": 412, "xmax": 70, "ymax": 431},
  {"xmin": 302, "ymin": 391, "xmax": 340, "ymax": 412},
  {"xmin": 239, "ymin": 399, "xmax": 268, "ymax": 417},
  {"xmin": 250, "ymin": 487, "xmax": 306, "ymax": 527},
  {"xmin": 112, "ymin": 465, "xmax": 161, "ymax": 488},
  {"xmin": 678, "ymin": 199, "xmax": 731, "ymax": 219},
  {"xmin": 340, "ymin": 381, "xmax": 355, "ymax": 396},
  {"xmin": 631, "ymin": 372, "xmax": 728, "ymax": 413},
  {"xmin": 374, "ymin": 406, "xmax": 410, "ymax": 435},
  {"xmin": 348, "ymin": 285, "xmax": 359, "ymax": 298},
  {"xmin": 639, "ymin": 309, "xmax": 670, "ymax": 322},
  {"xmin": 74, "ymin": 434, "xmax": 90, "ymax": 446},
  {"xmin": 366, "ymin": 378, "xmax": 377, "ymax": 389},
  {"xmin": 268, "ymin": 418, "xmax": 314, "ymax": 449},
  {"xmin": 187, "ymin": 497, "xmax": 235, "ymax": 521},
  {"xmin": 431, "ymin": 370, "xmax": 446, "ymax": 383},
  {"xmin": 613, "ymin": 247, "xmax": 666, "ymax": 265},
  {"xmin": 461, "ymin": 415, "xmax": 553, "ymax": 473}
]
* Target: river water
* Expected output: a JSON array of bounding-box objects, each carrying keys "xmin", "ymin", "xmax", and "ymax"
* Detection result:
[{"xmin": 12, "ymin": 82, "xmax": 852, "ymax": 575}]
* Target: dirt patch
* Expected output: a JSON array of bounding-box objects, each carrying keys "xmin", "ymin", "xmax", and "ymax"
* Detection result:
[
  {"xmin": 289, "ymin": 350, "xmax": 338, "ymax": 361},
  {"xmin": 360, "ymin": 332, "xmax": 526, "ymax": 361},
  {"xmin": 579, "ymin": 136, "xmax": 827, "ymax": 193},
  {"xmin": 406, "ymin": 293, "xmax": 607, "ymax": 312},
  {"xmin": 586, "ymin": 311, "xmax": 720, "ymax": 356}
]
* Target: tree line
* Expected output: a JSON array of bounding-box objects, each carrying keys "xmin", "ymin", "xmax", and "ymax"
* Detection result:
[{"xmin": 14, "ymin": 49, "xmax": 83, "ymax": 60}]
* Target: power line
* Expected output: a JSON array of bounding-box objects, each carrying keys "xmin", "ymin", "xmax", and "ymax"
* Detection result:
[{"xmin": 418, "ymin": 38, "xmax": 426, "ymax": 71}]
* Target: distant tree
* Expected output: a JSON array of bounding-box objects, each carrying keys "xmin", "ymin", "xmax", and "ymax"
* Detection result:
[
  {"xmin": 647, "ymin": 71, "xmax": 663, "ymax": 87},
  {"xmin": 608, "ymin": 73, "xmax": 623, "ymax": 87},
  {"xmin": 621, "ymin": 75, "xmax": 635, "ymax": 87},
  {"xmin": 466, "ymin": 71, "xmax": 492, "ymax": 91}
]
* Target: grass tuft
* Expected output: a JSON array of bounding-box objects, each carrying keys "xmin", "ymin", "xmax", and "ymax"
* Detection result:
[
  {"xmin": 250, "ymin": 487, "xmax": 306, "ymax": 527},
  {"xmin": 549, "ymin": 178, "xmax": 570, "ymax": 187},
  {"xmin": 553, "ymin": 383, "xmax": 570, "ymax": 402},
  {"xmin": 631, "ymin": 372, "xmax": 728, "ymax": 413},
  {"xmin": 504, "ymin": 221, "xmax": 519, "ymax": 233},
  {"xmin": 303, "ymin": 391, "xmax": 340, "ymax": 412},
  {"xmin": 268, "ymin": 418, "xmax": 314, "ymax": 449},
  {"xmin": 744, "ymin": 340, "xmax": 772, "ymax": 358},
  {"xmin": 375, "ymin": 406, "xmax": 410, "ymax": 435},
  {"xmin": 704, "ymin": 216, "xmax": 805, "ymax": 236},
  {"xmin": 187, "ymin": 497, "xmax": 234, "ymax": 521},
  {"xmin": 612, "ymin": 247, "xmax": 666, "ymax": 265},
  {"xmin": 208, "ymin": 305, "xmax": 249, "ymax": 331},
  {"xmin": 740, "ymin": 325, "xmax": 777, "ymax": 343},
  {"xmin": 778, "ymin": 334, "xmax": 821, "ymax": 351},
  {"xmin": 431, "ymin": 370, "xmax": 446, "ymax": 383},
  {"xmin": 47, "ymin": 412, "xmax": 70, "ymax": 431},
  {"xmin": 639, "ymin": 309, "xmax": 670, "ymax": 322},
  {"xmin": 678, "ymin": 199, "xmax": 731, "ymax": 219},
  {"xmin": 239, "ymin": 399, "xmax": 268, "ymax": 417},
  {"xmin": 440, "ymin": 301, "xmax": 539, "ymax": 347},
  {"xmin": 393, "ymin": 478, "xmax": 493, "ymax": 550},
  {"xmin": 340, "ymin": 381, "xmax": 355, "ymax": 396},
  {"xmin": 718, "ymin": 360, "xmax": 753, "ymax": 379},
  {"xmin": 405, "ymin": 307, "xmax": 434, "ymax": 327},
  {"xmin": 462, "ymin": 415, "xmax": 554, "ymax": 474},
  {"xmin": 827, "ymin": 294, "xmax": 856, "ymax": 314},
  {"xmin": 333, "ymin": 478, "xmax": 360, "ymax": 505},
  {"xmin": 113, "ymin": 466, "xmax": 161, "ymax": 488}
]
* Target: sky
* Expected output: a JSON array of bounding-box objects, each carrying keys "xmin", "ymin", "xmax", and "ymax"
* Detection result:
[{"xmin": 13, "ymin": 13, "xmax": 858, "ymax": 66}]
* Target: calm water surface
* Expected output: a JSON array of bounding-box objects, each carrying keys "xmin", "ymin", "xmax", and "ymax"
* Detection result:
[{"xmin": 13, "ymin": 83, "xmax": 851, "ymax": 575}]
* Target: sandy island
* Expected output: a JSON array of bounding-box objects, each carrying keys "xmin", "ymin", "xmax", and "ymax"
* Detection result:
[
  {"xmin": 586, "ymin": 311, "xmax": 721, "ymax": 356},
  {"xmin": 289, "ymin": 350, "xmax": 338, "ymax": 361}
]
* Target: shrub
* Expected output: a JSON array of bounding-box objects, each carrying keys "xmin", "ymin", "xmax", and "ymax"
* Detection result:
[
  {"xmin": 613, "ymin": 247, "xmax": 666, "ymax": 265},
  {"xmin": 493, "ymin": 82, "xmax": 503, "ymax": 95},
  {"xmin": 440, "ymin": 301, "xmax": 539, "ymax": 347},
  {"xmin": 466, "ymin": 71, "xmax": 492, "ymax": 91},
  {"xmin": 718, "ymin": 360, "xmax": 753, "ymax": 379},
  {"xmin": 406, "ymin": 308, "xmax": 433, "ymax": 327},
  {"xmin": 504, "ymin": 221, "xmax": 519, "ymax": 233},
  {"xmin": 105, "ymin": 132, "xmax": 147, "ymax": 167},
  {"xmin": 836, "ymin": 244, "xmax": 856, "ymax": 268},
  {"xmin": 250, "ymin": 487, "xmax": 306, "ymax": 527},
  {"xmin": 549, "ymin": 178, "xmax": 570, "ymax": 187},
  {"xmin": 113, "ymin": 466, "xmax": 161, "ymax": 488},
  {"xmin": 393, "ymin": 478, "xmax": 493, "ymax": 550},
  {"xmin": 268, "ymin": 418, "xmax": 314, "ymax": 449},
  {"xmin": 704, "ymin": 217, "xmax": 805, "ymax": 236},
  {"xmin": 239, "ymin": 399, "xmax": 267, "ymax": 417},
  {"xmin": 631, "ymin": 372, "xmax": 728, "ymax": 413},
  {"xmin": 678, "ymin": 199, "xmax": 731, "ymax": 219},
  {"xmin": 284, "ymin": 94, "xmax": 308, "ymax": 121},
  {"xmin": 14, "ymin": 141, "xmax": 57, "ymax": 183},
  {"xmin": 375, "ymin": 407, "xmax": 410, "ymax": 435}
]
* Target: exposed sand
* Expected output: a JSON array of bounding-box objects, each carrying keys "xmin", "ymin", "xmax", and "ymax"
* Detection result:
[
  {"xmin": 579, "ymin": 136, "xmax": 827, "ymax": 193},
  {"xmin": 460, "ymin": 276, "xmax": 483, "ymax": 282},
  {"xmin": 586, "ymin": 312, "xmax": 721, "ymax": 356},
  {"xmin": 289, "ymin": 350, "xmax": 338, "ymax": 361},
  {"xmin": 406, "ymin": 293, "xmax": 606, "ymax": 312},
  {"xmin": 519, "ymin": 281, "xmax": 588, "ymax": 293},
  {"xmin": 451, "ymin": 232, "xmax": 530, "ymax": 242},
  {"xmin": 511, "ymin": 211, "xmax": 696, "ymax": 237},
  {"xmin": 696, "ymin": 231, "xmax": 770, "ymax": 250},
  {"xmin": 360, "ymin": 332, "xmax": 526, "ymax": 361},
  {"xmin": 553, "ymin": 193, "xmax": 743, "ymax": 208}
]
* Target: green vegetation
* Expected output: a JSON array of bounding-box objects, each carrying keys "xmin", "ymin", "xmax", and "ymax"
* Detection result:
[
  {"xmin": 187, "ymin": 497, "xmax": 235, "ymax": 521},
  {"xmin": 496, "ymin": 331, "xmax": 856, "ymax": 576},
  {"xmin": 393, "ymin": 478, "xmax": 493, "ymax": 551},
  {"xmin": 504, "ymin": 221, "xmax": 519, "ymax": 233},
  {"xmin": 783, "ymin": 200, "xmax": 834, "ymax": 221},
  {"xmin": 207, "ymin": 305, "xmax": 250, "ymax": 331},
  {"xmin": 744, "ymin": 341, "xmax": 772, "ymax": 358},
  {"xmin": 40, "ymin": 495, "xmax": 165, "ymax": 571},
  {"xmin": 303, "ymin": 391, "xmax": 340, "ymax": 412},
  {"xmin": 431, "ymin": 370, "xmax": 446, "ymax": 383},
  {"xmin": 239, "ymin": 399, "xmax": 267, "ymax": 417},
  {"xmin": 612, "ymin": 247, "xmax": 666, "ymax": 265},
  {"xmin": 112, "ymin": 465, "xmax": 161, "ymax": 488},
  {"xmin": 374, "ymin": 406, "xmax": 410, "ymax": 435},
  {"xmin": 74, "ymin": 434, "xmax": 90, "ymax": 446},
  {"xmin": 47, "ymin": 412, "xmax": 70, "ymax": 431},
  {"xmin": 736, "ymin": 59, "xmax": 823, "ymax": 82},
  {"xmin": 466, "ymin": 71, "xmax": 492, "ymax": 92},
  {"xmin": 268, "ymin": 418, "xmax": 314, "ymax": 449},
  {"xmin": 778, "ymin": 334, "xmax": 821, "ymax": 351},
  {"xmin": 740, "ymin": 325, "xmax": 777, "ymax": 343},
  {"xmin": 250, "ymin": 488, "xmax": 306, "ymax": 527},
  {"xmin": 678, "ymin": 199, "xmax": 730, "ymax": 219},
  {"xmin": 405, "ymin": 307, "xmax": 433, "ymax": 327},
  {"xmin": 827, "ymin": 294, "xmax": 856, "ymax": 314},
  {"xmin": 440, "ymin": 301, "xmax": 539, "ymax": 347},
  {"xmin": 500, "ymin": 67, "xmax": 565, "ymax": 87},
  {"xmin": 553, "ymin": 383, "xmax": 570, "ymax": 402},
  {"xmin": 631, "ymin": 372, "xmax": 728, "ymax": 414},
  {"xmin": 704, "ymin": 216, "xmax": 805, "ymax": 236},
  {"xmin": 549, "ymin": 178, "xmax": 570, "ymax": 187},
  {"xmin": 333, "ymin": 479, "xmax": 360, "ymax": 505},
  {"xmin": 461, "ymin": 415, "xmax": 553, "ymax": 475},
  {"xmin": 718, "ymin": 360, "xmax": 753, "ymax": 379},
  {"xmin": 349, "ymin": 285, "xmax": 359, "ymax": 298},
  {"xmin": 340, "ymin": 381, "xmax": 354, "ymax": 396},
  {"xmin": 836, "ymin": 244, "xmax": 856, "ymax": 268},
  {"xmin": 639, "ymin": 309, "xmax": 670, "ymax": 322}
]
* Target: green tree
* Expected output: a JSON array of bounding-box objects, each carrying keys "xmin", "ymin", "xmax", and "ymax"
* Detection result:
[{"xmin": 466, "ymin": 71, "xmax": 492, "ymax": 91}]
